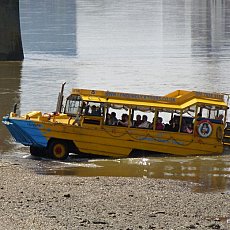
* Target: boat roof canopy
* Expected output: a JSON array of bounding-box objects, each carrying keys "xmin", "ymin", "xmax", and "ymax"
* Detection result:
[{"xmin": 71, "ymin": 88, "xmax": 228, "ymax": 110}]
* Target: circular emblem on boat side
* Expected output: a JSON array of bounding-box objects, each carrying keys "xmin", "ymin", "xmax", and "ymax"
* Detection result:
[
  {"xmin": 91, "ymin": 90, "xmax": 96, "ymax": 95},
  {"xmin": 197, "ymin": 120, "xmax": 212, "ymax": 138}
]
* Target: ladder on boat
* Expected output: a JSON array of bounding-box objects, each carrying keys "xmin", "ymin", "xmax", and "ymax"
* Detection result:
[
  {"xmin": 220, "ymin": 93, "xmax": 230, "ymax": 146},
  {"xmin": 224, "ymin": 122, "xmax": 230, "ymax": 146}
]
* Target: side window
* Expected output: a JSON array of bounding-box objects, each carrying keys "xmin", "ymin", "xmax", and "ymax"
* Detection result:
[
  {"xmin": 180, "ymin": 107, "xmax": 195, "ymax": 134},
  {"xmin": 198, "ymin": 105, "xmax": 225, "ymax": 123},
  {"xmin": 105, "ymin": 104, "xmax": 129, "ymax": 126},
  {"xmin": 215, "ymin": 109, "xmax": 225, "ymax": 122},
  {"xmin": 157, "ymin": 110, "xmax": 180, "ymax": 132},
  {"xmin": 158, "ymin": 109, "xmax": 193, "ymax": 134},
  {"xmin": 81, "ymin": 102, "xmax": 104, "ymax": 126},
  {"xmin": 200, "ymin": 107, "xmax": 210, "ymax": 119},
  {"xmin": 209, "ymin": 107, "xmax": 225, "ymax": 121},
  {"xmin": 132, "ymin": 109, "xmax": 154, "ymax": 129},
  {"xmin": 82, "ymin": 102, "xmax": 104, "ymax": 117}
]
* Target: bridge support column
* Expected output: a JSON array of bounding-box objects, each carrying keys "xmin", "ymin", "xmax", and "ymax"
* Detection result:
[{"xmin": 0, "ymin": 0, "xmax": 24, "ymax": 61}]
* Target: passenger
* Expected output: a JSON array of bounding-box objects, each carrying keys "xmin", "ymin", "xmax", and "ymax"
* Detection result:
[
  {"xmin": 173, "ymin": 118, "xmax": 180, "ymax": 132},
  {"xmin": 181, "ymin": 119, "xmax": 187, "ymax": 133},
  {"xmin": 138, "ymin": 115, "xmax": 151, "ymax": 128},
  {"xmin": 111, "ymin": 112, "xmax": 118, "ymax": 125},
  {"xmin": 167, "ymin": 118, "xmax": 179, "ymax": 132},
  {"xmin": 118, "ymin": 113, "xmax": 129, "ymax": 127},
  {"xmin": 181, "ymin": 120, "xmax": 193, "ymax": 133},
  {"xmin": 133, "ymin": 115, "xmax": 142, "ymax": 127},
  {"xmin": 193, "ymin": 112, "xmax": 202, "ymax": 124},
  {"xmin": 164, "ymin": 119, "xmax": 172, "ymax": 131},
  {"xmin": 197, "ymin": 112, "xmax": 202, "ymax": 118},
  {"xmin": 91, "ymin": 105, "xmax": 101, "ymax": 116},
  {"xmin": 105, "ymin": 113, "xmax": 112, "ymax": 125},
  {"xmin": 186, "ymin": 123, "xmax": 193, "ymax": 134},
  {"xmin": 215, "ymin": 114, "xmax": 224, "ymax": 123},
  {"xmin": 155, "ymin": 117, "xmax": 164, "ymax": 130},
  {"xmin": 149, "ymin": 117, "xmax": 154, "ymax": 129}
]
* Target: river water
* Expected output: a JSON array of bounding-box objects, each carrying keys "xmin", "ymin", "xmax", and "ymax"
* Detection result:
[{"xmin": 1, "ymin": 0, "xmax": 230, "ymax": 192}]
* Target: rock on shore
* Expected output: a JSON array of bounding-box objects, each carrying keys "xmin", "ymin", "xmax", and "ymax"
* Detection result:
[{"xmin": 0, "ymin": 160, "xmax": 229, "ymax": 230}]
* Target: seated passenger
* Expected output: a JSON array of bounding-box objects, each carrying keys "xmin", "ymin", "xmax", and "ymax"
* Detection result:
[
  {"xmin": 118, "ymin": 114, "xmax": 129, "ymax": 127},
  {"xmin": 181, "ymin": 120, "xmax": 193, "ymax": 133},
  {"xmin": 155, "ymin": 117, "xmax": 164, "ymax": 130},
  {"xmin": 215, "ymin": 114, "xmax": 224, "ymax": 123},
  {"xmin": 164, "ymin": 121, "xmax": 171, "ymax": 131},
  {"xmin": 105, "ymin": 113, "xmax": 112, "ymax": 125},
  {"xmin": 193, "ymin": 112, "xmax": 202, "ymax": 124},
  {"xmin": 186, "ymin": 123, "xmax": 193, "ymax": 134},
  {"xmin": 171, "ymin": 118, "xmax": 179, "ymax": 132},
  {"xmin": 149, "ymin": 118, "xmax": 154, "ymax": 129},
  {"xmin": 91, "ymin": 105, "xmax": 101, "ymax": 116},
  {"xmin": 165, "ymin": 118, "xmax": 179, "ymax": 132},
  {"xmin": 111, "ymin": 112, "xmax": 118, "ymax": 125},
  {"xmin": 133, "ymin": 115, "xmax": 142, "ymax": 127},
  {"xmin": 138, "ymin": 115, "xmax": 151, "ymax": 128},
  {"xmin": 181, "ymin": 119, "xmax": 187, "ymax": 133}
]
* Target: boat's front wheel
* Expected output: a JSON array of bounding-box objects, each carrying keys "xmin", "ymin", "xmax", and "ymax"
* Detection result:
[
  {"xmin": 30, "ymin": 146, "xmax": 44, "ymax": 157},
  {"xmin": 48, "ymin": 140, "xmax": 69, "ymax": 160}
]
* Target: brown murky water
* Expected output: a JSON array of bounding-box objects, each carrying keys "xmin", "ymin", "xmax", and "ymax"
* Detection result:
[
  {"xmin": 1, "ymin": 0, "xmax": 230, "ymax": 192},
  {"xmin": 29, "ymin": 153, "xmax": 229, "ymax": 193}
]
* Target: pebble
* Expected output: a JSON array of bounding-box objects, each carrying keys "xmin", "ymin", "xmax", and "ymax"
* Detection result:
[
  {"xmin": 186, "ymin": 224, "xmax": 196, "ymax": 229},
  {"xmin": 63, "ymin": 193, "xmax": 70, "ymax": 198}
]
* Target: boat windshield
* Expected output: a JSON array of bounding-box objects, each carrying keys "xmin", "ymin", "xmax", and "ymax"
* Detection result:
[{"xmin": 64, "ymin": 95, "xmax": 82, "ymax": 116}]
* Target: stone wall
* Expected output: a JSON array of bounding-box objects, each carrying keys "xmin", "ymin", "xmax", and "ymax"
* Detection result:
[{"xmin": 0, "ymin": 0, "xmax": 24, "ymax": 61}]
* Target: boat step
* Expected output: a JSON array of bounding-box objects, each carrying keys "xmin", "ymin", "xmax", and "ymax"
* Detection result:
[
  {"xmin": 223, "ymin": 138, "xmax": 230, "ymax": 143},
  {"xmin": 224, "ymin": 142, "xmax": 230, "ymax": 146}
]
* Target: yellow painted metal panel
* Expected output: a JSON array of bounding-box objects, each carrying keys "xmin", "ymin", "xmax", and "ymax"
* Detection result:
[
  {"xmin": 106, "ymin": 98, "xmax": 181, "ymax": 109},
  {"xmin": 35, "ymin": 119, "xmax": 224, "ymax": 157},
  {"xmin": 81, "ymin": 95, "xmax": 107, "ymax": 103},
  {"xmin": 74, "ymin": 88, "xmax": 227, "ymax": 110},
  {"xmin": 181, "ymin": 98, "xmax": 228, "ymax": 109},
  {"xmin": 75, "ymin": 142, "xmax": 131, "ymax": 157},
  {"xmin": 72, "ymin": 88, "xmax": 226, "ymax": 106}
]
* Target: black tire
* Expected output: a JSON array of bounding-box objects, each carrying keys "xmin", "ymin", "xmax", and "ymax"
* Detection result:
[
  {"xmin": 30, "ymin": 146, "xmax": 44, "ymax": 157},
  {"xmin": 48, "ymin": 140, "xmax": 69, "ymax": 160}
]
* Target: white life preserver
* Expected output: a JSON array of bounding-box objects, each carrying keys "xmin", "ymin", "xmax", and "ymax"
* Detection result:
[{"xmin": 197, "ymin": 120, "xmax": 212, "ymax": 138}]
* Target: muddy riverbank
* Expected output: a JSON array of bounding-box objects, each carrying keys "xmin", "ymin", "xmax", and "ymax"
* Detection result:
[{"xmin": 0, "ymin": 159, "xmax": 230, "ymax": 229}]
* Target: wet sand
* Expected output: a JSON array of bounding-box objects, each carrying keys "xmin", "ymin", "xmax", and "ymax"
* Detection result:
[{"xmin": 0, "ymin": 159, "xmax": 230, "ymax": 230}]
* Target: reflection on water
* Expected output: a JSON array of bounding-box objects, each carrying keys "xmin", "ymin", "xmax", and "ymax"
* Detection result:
[
  {"xmin": 1, "ymin": 0, "xmax": 230, "ymax": 192},
  {"xmin": 0, "ymin": 62, "xmax": 22, "ymax": 152},
  {"xmin": 36, "ymin": 154, "xmax": 230, "ymax": 193}
]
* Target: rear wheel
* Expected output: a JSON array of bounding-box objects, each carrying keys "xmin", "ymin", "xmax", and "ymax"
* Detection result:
[
  {"xmin": 30, "ymin": 146, "xmax": 45, "ymax": 157},
  {"xmin": 48, "ymin": 140, "xmax": 69, "ymax": 160}
]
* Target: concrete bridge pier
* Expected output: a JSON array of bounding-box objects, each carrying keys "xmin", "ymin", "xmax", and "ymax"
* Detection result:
[{"xmin": 0, "ymin": 0, "xmax": 24, "ymax": 61}]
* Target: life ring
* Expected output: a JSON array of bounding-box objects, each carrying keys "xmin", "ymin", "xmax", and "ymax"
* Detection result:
[
  {"xmin": 216, "ymin": 126, "xmax": 223, "ymax": 141},
  {"xmin": 197, "ymin": 120, "xmax": 212, "ymax": 138}
]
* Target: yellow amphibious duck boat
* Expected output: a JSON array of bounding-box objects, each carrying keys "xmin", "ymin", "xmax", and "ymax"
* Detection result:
[{"xmin": 2, "ymin": 83, "xmax": 230, "ymax": 160}]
